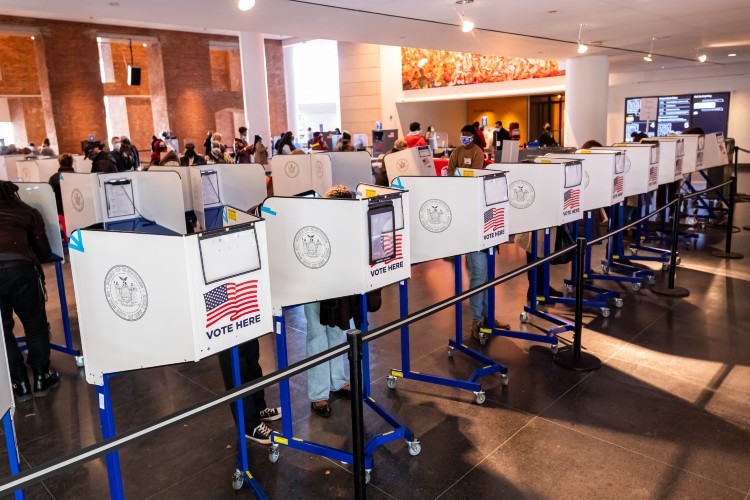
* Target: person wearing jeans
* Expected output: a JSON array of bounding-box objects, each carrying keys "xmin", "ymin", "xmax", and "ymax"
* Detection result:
[{"xmin": 466, "ymin": 251, "xmax": 510, "ymax": 341}]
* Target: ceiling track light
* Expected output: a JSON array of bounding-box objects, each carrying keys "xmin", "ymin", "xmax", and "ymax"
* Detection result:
[
  {"xmin": 238, "ymin": 0, "xmax": 256, "ymax": 11},
  {"xmin": 644, "ymin": 37, "xmax": 655, "ymax": 62},
  {"xmin": 696, "ymin": 48, "xmax": 707, "ymax": 63},
  {"xmin": 456, "ymin": 0, "xmax": 474, "ymax": 33},
  {"xmin": 576, "ymin": 23, "xmax": 588, "ymax": 54}
]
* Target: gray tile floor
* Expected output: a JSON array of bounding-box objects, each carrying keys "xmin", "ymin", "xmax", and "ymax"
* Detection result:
[{"xmin": 2, "ymin": 171, "xmax": 749, "ymax": 499}]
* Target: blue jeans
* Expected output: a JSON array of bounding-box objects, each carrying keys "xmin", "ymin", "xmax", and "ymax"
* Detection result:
[
  {"xmin": 303, "ymin": 302, "xmax": 349, "ymax": 402},
  {"xmin": 465, "ymin": 251, "xmax": 488, "ymax": 322}
]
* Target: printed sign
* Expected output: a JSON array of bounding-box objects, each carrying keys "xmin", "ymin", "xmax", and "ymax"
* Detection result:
[
  {"xmin": 284, "ymin": 161, "xmax": 300, "ymax": 178},
  {"xmin": 104, "ymin": 265, "xmax": 148, "ymax": 321},
  {"xmin": 293, "ymin": 226, "xmax": 331, "ymax": 269},
  {"xmin": 508, "ymin": 180, "xmax": 535, "ymax": 209},
  {"xmin": 612, "ymin": 175, "xmax": 624, "ymax": 199},
  {"xmin": 203, "ymin": 279, "xmax": 259, "ymax": 328},
  {"xmin": 419, "ymin": 199, "xmax": 452, "ymax": 233},
  {"xmin": 71, "ymin": 188, "xmax": 85, "ymax": 212}
]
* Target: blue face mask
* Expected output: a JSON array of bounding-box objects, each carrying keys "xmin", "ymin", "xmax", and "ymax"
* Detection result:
[{"xmin": 460, "ymin": 135, "xmax": 473, "ymax": 146}]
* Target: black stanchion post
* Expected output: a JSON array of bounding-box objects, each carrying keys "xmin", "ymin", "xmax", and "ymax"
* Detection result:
[
  {"xmin": 713, "ymin": 176, "xmax": 744, "ymax": 259},
  {"xmin": 553, "ymin": 238, "xmax": 602, "ymax": 371},
  {"xmin": 653, "ymin": 195, "xmax": 690, "ymax": 297},
  {"xmin": 347, "ymin": 329, "xmax": 367, "ymax": 500}
]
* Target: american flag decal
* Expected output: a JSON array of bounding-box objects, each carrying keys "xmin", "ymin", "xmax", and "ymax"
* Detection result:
[
  {"xmin": 563, "ymin": 189, "xmax": 580, "ymax": 210},
  {"xmin": 483, "ymin": 207, "xmax": 505, "ymax": 233},
  {"xmin": 649, "ymin": 166, "xmax": 658, "ymax": 184},
  {"xmin": 372, "ymin": 233, "xmax": 403, "ymax": 266},
  {"xmin": 203, "ymin": 280, "xmax": 259, "ymax": 328},
  {"xmin": 613, "ymin": 175, "xmax": 624, "ymax": 195}
]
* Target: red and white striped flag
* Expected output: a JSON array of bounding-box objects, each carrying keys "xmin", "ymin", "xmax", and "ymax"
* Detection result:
[{"xmin": 203, "ymin": 280, "xmax": 259, "ymax": 328}]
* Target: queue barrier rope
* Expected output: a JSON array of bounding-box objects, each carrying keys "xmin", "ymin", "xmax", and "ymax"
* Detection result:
[{"xmin": 0, "ymin": 178, "xmax": 738, "ymax": 498}]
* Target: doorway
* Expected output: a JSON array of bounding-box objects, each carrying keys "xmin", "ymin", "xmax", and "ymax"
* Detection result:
[{"xmin": 529, "ymin": 94, "xmax": 565, "ymax": 145}]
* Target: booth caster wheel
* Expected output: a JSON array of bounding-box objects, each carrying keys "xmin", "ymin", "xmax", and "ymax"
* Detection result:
[
  {"xmin": 601, "ymin": 264, "xmax": 610, "ymax": 275},
  {"xmin": 629, "ymin": 248, "xmax": 639, "ymax": 256},
  {"xmin": 501, "ymin": 373, "xmax": 509, "ymax": 386},
  {"xmin": 550, "ymin": 344, "xmax": 559, "ymax": 354},
  {"xmin": 386, "ymin": 376, "xmax": 397, "ymax": 390},
  {"xmin": 614, "ymin": 298, "xmax": 624, "ymax": 308},
  {"xmin": 474, "ymin": 391, "xmax": 486, "ymax": 405},
  {"xmin": 600, "ymin": 307, "xmax": 611, "ymax": 318},
  {"xmin": 520, "ymin": 312, "xmax": 529, "ymax": 324},
  {"xmin": 269, "ymin": 445, "xmax": 280, "ymax": 464},
  {"xmin": 75, "ymin": 356, "xmax": 85, "ymax": 367},
  {"xmin": 676, "ymin": 256, "xmax": 682, "ymax": 265},
  {"xmin": 565, "ymin": 284, "xmax": 574, "ymax": 294},
  {"xmin": 647, "ymin": 275, "xmax": 656, "ymax": 286},
  {"xmin": 479, "ymin": 334, "xmax": 488, "ymax": 346},
  {"xmin": 447, "ymin": 346, "xmax": 454, "ymax": 358},
  {"xmin": 631, "ymin": 281, "xmax": 642, "ymax": 292},
  {"xmin": 662, "ymin": 262, "xmax": 670, "ymax": 271},
  {"xmin": 407, "ymin": 440, "xmax": 422, "ymax": 456},
  {"xmin": 365, "ymin": 469, "xmax": 372, "ymax": 484},
  {"xmin": 232, "ymin": 470, "xmax": 244, "ymax": 491}
]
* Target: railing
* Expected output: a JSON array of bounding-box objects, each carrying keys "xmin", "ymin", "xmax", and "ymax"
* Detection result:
[{"xmin": 0, "ymin": 178, "xmax": 741, "ymax": 499}]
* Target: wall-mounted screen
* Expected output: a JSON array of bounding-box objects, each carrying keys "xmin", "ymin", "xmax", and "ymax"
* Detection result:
[{"xmin": 624, "ymin": 92, "xmax": 730, "ymax": 141}]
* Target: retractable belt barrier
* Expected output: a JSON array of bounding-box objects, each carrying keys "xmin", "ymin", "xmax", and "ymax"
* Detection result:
[{"xmin": 0, "ymin": 178, "xmax": 739, "ymax": 499}]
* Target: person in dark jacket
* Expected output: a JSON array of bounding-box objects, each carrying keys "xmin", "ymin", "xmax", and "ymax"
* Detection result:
[
  {"xmin": 48, "ymin": 154, "xmax": 75, "ymax": 236},
  {"xmin": 234, "ymin": 127, "xmax": 253, "ymax": 164},
  {"xmin": 538, "ymin": 124, "xmax": 558, "ymax": 147},
  {"xmin": 180, "ymin": 143, "xmax": 207, "ymax": 166},
  {"xmin": 119, "ymin": 136, "xmax": 140, "ymax": 170},
  {"xmin": 0, "ymin": 181, "xmax": 60, "ymax": 402},
  {"xmin": 85, "ymin": 142, "xmax": 117, "ymax": 173}
]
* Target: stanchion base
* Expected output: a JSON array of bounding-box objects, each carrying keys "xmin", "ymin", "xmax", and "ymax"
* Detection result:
[
  {"xmin": 712, "ymin": 250, "xmax": 744, "ymax": 259},
  {"xmin": 651, "ymin": 285, "xmax": 690, "ymax": 297},
  {"xmin": 742, "ymin": 225, "xmax": 750, "ymax": 231},
  {"xmin": 553, "ymin": 347, "xmax": 602, "ymax": 371}
]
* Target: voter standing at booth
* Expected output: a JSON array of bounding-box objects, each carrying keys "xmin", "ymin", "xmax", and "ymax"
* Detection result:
[
  {"xmin": 448, "ymin": 126, "xmax": 510, "ymax": 338},
  {"xmin": 48, "ymin": 153, "xmax": 75, "ymax": 237},
  {"xmin": 0, "ymin": 181, "xmax": 59, "ymax": 401},
  {"xmin": 404, "ymin": 122, "xmax": 427, "ymax": 148},
  {"xmin": 85, "ymin": 142, "xmax": 117, "ymax": 173}
]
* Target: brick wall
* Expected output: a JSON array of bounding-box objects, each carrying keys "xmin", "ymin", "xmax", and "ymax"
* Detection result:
[
  {"xmin": 264, "ymin": 40, "xmax": 288, "ymax": 136},
  {"xmin": 0, "ymin": 35, "xmax": 40, "ymax": 95}
]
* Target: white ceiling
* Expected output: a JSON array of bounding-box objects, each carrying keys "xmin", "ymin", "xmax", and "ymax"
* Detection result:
[{"xmin": 1, "ymin": 0, "xmax": 749, "ymax": 72}]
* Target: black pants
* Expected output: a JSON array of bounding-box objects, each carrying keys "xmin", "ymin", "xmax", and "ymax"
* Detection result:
[
  {"xmin": 0, "ymin": 262, "xmax": 50, "ymax": 379},
  {"xmin": 218, "ymin": 339, "xmax": 266, "ymax": 433},
  {"xmin": 526, "ymin": 252, "xmax": 546, "ymax": 296}
]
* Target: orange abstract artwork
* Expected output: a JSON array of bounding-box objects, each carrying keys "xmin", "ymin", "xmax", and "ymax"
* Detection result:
[{"xmin": 402, "ymin": 47, "xmax": 565, "ymax": 90}]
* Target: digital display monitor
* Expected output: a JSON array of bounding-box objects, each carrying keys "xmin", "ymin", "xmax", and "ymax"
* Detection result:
[
  {"xmin": 657, "ymin": 95, "xmax": 692, "ymax": 135},
  {"xmin": 368, "ymin": 203, "xmax": 396, "ymax": 265},
  {"xmin": 199, "ymin": 225, "xmax": 261, "ymax": 285},
  {"xmin": 625, "ymin": 92, "xmax": 730, "ymax": 141},
  {"xmin": 691, "ymin": 93, "xmax": 730, "ymax": 135},
  {"xmin": 564, "ymin": 162, "xmax": 583, "ymax": 188},
  {"xmin": 104, "ymin": 179, "xmax": 136, "ymax": 219},
  {"xmin": 484, "ymin": 175, "xmax": 509, "ymax": 206}
]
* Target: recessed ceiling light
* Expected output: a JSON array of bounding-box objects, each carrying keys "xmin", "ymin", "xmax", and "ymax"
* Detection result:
[
  {"xmin": 238, "ymin": 0, "xmax": 255, "ymax": 11},
  {"xmin": 698, "ymin": 53, "xmax": 707, "ymax": 63},
  {"xmin": 456, "ymin": 0, "xmax": 474, "ymax": 4},
  {"xmin": 728, "ymin": 53, "xmax": 737, "ymax": 57},
  {"xmin": 462, "ymin": 19, "xmax": 475, "ymax": 33}
]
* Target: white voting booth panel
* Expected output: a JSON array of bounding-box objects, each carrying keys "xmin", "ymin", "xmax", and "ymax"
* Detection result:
[
  {"xmin": 383, "ymin": 145, "xmax": 435, "ymax": 180},
  {"xmin": 263, "ymin": 191, "xmax": 411, "ymax": 314},
  {"xmin": 0, "ymin": 319, "xmax": 15, "ymax": 419},
  {"xmin": 702, "ymin": 132, "xmax": 729, "ymax": 169},
  {"xmin": 73, "ymin": 155, "xmax": 92, "ymax": 173},
  {"xmin": 70, "ymin": 218, "xmax": 272, "ymax": 385},
  {"xmin": 322, "ymin": 151, "xmax": 373, "ymax": 191},
  {"xmin": 60, "ymin": 171, "xmax": 186, "ymax": 235},
  {"xmin": 608, "ymin": 143, "xmax": 660, "ymax": 196},
  {"xmin": 189, "ymin": 164, "xmax": 268, "ymax": 230},
  {"xmin": 500, "ymin": 140, "xmax": 520, "ymax": 163},
  {"xmin": 149, "ymin": 166, "xmax": 193, "ymax": 211},
  {"xmin": 540, "ymin": 151, "xmax": 625, "ymax": 210},
  {"xmin": 271, "ymin": 154, "xmax": 333, "ymax": 197},
  {"xmin": 15, "ymin": 158, "xmax": 60, "ymax": 183},
  {"xmin": 486, "ymin": 161, "xmax": 583, "ymax": 234},
  {"xmin": 0, "ymin": 155, "xmax": 25, "ymax": 181},
  {"xmin": 643, "ymin": 138, "xmax": 684, "ymax": 184},
  {"xmin": 393, "ymin": 169, "xmax": 510, "ymax": 264},
  {"xmin": 667, "ymin": 134, "xmax": 704, "ymax": 174},
  {"xmin": 15, "ymin": 183, "xmax": 65, "ymax": 262}
]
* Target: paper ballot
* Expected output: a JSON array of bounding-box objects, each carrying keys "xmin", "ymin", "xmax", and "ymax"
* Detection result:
[
  {"xmin": 104, "ymin": 182, "xmax": 136, "ymax": 218},
  {"xmin": 201, "ymin": 172, "xmax": 221, "ymax": 206}
]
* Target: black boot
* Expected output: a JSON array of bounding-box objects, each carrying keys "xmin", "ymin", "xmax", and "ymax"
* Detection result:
[
  {"xmin": 12, "ymin": 373, "xmax": 32, "ymax": 403},
  {"xmin": 33, "ymin": 367, "xmax": 60, "ymax": 397}
]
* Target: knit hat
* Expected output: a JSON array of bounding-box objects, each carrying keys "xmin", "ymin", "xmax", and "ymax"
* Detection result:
[{"xmin": 461, "ymin": 125, "xmax": 475, "ymax": 134}]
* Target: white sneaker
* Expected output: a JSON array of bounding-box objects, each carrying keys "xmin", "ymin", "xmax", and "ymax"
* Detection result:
[
  {"xmin": 258, "ymin": 407, "xmax": 282, "ymax": 422},
  {"xmin": 246, "ymin": 422, "xmax": 273, "ymax": 445}
]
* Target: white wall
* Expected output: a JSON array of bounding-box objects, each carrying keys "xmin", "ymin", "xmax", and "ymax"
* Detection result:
[
  {"xmin": 396, "ymin": 100, "xmax": 467, "ymax": 143},
  {"xmin": 607, "ymin": 62, "xmax": 750, "ymax": 149}
]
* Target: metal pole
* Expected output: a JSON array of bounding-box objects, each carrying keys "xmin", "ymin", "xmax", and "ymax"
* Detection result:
[
  {"xmin": 713, "ymin": 176, "xmax": 744, "ymax": 259},
  {"xmin": 347, "ymin": 330, "xmax": 367, "ymax": 500},
  {"xmin": 553, "ymin": 238, "xmax": 601, "ymax": 371},
  {"xmin": 653, "ymin": 196, "xmax": 690, "ymax": 297}
]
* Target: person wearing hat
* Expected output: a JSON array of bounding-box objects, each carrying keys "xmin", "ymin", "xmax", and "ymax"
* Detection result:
[
  {"xmin": 180, "ymin": 143, "xmax": 206, "ymax": 166},
  {"xmin": 448, "ymin": 125, "xmax": 510, "ymax": 340},
  {"xmin": 234, "ymin": 127, "xmax": 253, "ymax": 164},
  {"xmin": 0, "ymin": 180, "xmax": 59, "ymax": 402},
  {"xmin": 85, "ymin": 141, "xmax": 117, "ymax": 173}
]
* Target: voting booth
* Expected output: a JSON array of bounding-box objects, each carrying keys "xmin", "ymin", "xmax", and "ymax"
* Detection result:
[
  {"xmin": 702, "ymin": 132, "xmax": 729, "ymax": 169},
  {"xmin": 69, "ymin": 214, "xmax": 272, "ymax": 385},
  {"xmin": 262, "ymin": 188, "xmax": 411, "ymax": 314},
  {"xmin": 73, "ymin": 155, "xmax": 92, "ymax": 173},
  {"xmin": 540, "ymin": 151, "xmax": 626, "ymax": 210},
  {"xmin": 0, "ymin": 155, "xmax": 26, "ymax": 181},
  {"xmin": 643, "ymin": 137, "xmax": 684, "ymax": 184},
  {"xmin": 606, "ymin": 143, "xmax": 660, "ymax": 196},
  {"xmin": 321, "ymin": 151, "xmax": 373, "ymax": 191},
  {"xmin": 669, "ymin": 134, "xmax": 704, "ymax": 174},
  {"xmin": 392, "ymin": 168, "xmax": 510, "ymax": 264},
  {"xmin": 60, "ymin": 171, "xmax": 186, "ymax": 236},
  {"xmin": 14, "ymin": 158, "xmax": 60, "ymax": 183},
  {"xmin": 270, "ymin": 154, "xmax": 333, "ymax": 197},
  {"xmin": 383, "ymin": 145, "xmax": 435, "ymax": 180},
  {"xmin": 487, "ymin": 161, "xmax": 584, "ymax": 234},
  {"xmin": 0, "ymin": 318, "xmax": 23, "ymax": 500}
]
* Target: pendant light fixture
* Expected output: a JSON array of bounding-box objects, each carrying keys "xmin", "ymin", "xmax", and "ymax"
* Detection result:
[
  {"xmin": 644, "ymin": 38, "xmax": 655, "ymax": 62},
  {"xmin": 577, "ymin": 24, "xmax": 588, "ymax": 54},
  {"xmin": 457, "ymin": 0, "xmax": 474, "ymax": 33}
]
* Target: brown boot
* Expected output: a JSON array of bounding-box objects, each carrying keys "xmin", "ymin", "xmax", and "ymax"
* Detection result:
[{"xmin": 471, "ymin": 320, "xmax": 484, "ymax": 341}]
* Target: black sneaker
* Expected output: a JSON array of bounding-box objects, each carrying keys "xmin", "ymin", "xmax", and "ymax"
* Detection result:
[
  {"xmin": 33, "ymin": 368, "xmax": 60, "ymax": 397},
  {"xmin": 12, "ymin": 378, "xmax": 32, "ymax": 403},
  {"xmin": 246, "ymin": 422, "xmax": 273, "ymax": 445},
  {"xmin": 258, "ymin": 407, "xmax": 282, "ymax": 422}
]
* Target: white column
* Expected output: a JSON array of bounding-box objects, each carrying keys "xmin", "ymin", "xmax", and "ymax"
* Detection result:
[
  {"xmin": 238, "ymin": 32, "xmax": 272, "ymax": 143},
  {"xmin": 563, "ymin": 55, "xmax": 609, "ymax": 148},
  {"xmin": 283, "ymin": 44, "xmax": 298, "ymax": 137}
]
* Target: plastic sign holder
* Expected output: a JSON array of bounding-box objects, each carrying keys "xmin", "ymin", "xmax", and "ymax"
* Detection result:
[
  {"xmin": 485, "ymin": 162, "xmax": 581, "ymax": 347},
  {"xmin": 642, "ymin": 137, "xmax": 684, "ymax": 185},
  {"xmin": 186, "ymin": 164, "xmax": 268, "ymax": 231},
  {"xmin": 0, "ymin": 317, "xmax": 25, "ymax": 500},
  {"xmin": 14, "ymin": 183, "xmax": 83, "ymax": 365},
  {"xmin": 384, "ymin": 169, "xmax": 510, "ymax": 403},
  {"xmin": 680, "ymin": 133, "xmax": 729, "ymax": 223},
  {"xmin": 261, "ymin": 189, "xmax": 418, "ymax": 478},
  {"xmin": 270, "ymin": 154, "xmax": 333, "ymax": 196},
  {"xmin": 668, "ymin": 134, "xmax": 704, "ymax": 174},
  {"xmin": 383, "ymin": 145, "xmax": 435, "ymax": 181},
  {"xmin": 69, "ymin": 214, "xmax": 272, "ymax": 499}
]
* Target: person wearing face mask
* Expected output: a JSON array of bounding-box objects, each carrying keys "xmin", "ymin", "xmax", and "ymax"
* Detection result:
[
  {"xmin": 180, "ymin": 143, "xmax": 207, "ymax": 166},
  {"xmin": 492, "ymin": 121, "xmax": 511, "ymax": 159},
  {"xmin": 119, "ymin": 136, "xmax": 140, "ymax": 170},
  {"xmin": 85, "ymin": 142, "xmax": 117, "ymax": 173},
  {"xmin": 447, "ymin": 125, "xmax": 484, "ymax": 177},
  {"xmin": 110, "ymin": 136, "xmax": 131, "ymax": 172},
  {"xmin": 404, "ymin": 122, "xmax": 427, "ymax": 148}
]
